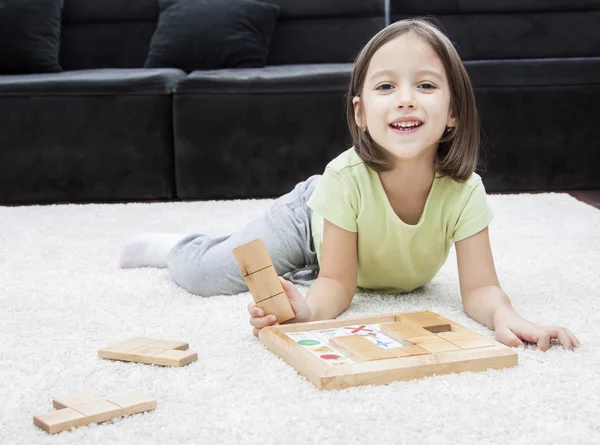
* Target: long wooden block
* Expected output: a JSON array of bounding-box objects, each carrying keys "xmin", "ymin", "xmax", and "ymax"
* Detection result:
[
  {"xmin": 34, "ymin": 391, "xmax": 156, "ymax": 434},
  {"xmin": 232, "ymin": 238, "xmax": 272, "ymax": 275},
  {"xmin": 257, "ymin": 292, "xmax": 295, "ymax": 323},
  {"xmin": 98, "ymin": 337, "xmax": 197, "ymax": 367},
  {"xmin": 244, "ymin": 265, "xmax": 283, "ymax": 303},
  {"xmin": 232, "ymin": 238, "xmax": 294, "ymax": 323}
]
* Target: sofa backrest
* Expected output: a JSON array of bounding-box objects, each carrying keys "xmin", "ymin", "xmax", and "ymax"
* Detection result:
[
  {"xmin": 60, "ymin": 0, "xmax": 158, "ymax": 70},
  {"xmin": 59, "ymin": 0, "xmax": 386, "ymax": 70},
  {"xmin": 264, "ymin": 0, "xmax": 386, "ymax": 65}
]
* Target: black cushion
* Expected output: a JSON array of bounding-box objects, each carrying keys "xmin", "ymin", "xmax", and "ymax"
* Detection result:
[
  {"xmin": 0, "ymin": 0, "xmax": 64, "ymax": 74},
  {"xmin": 144, "ymin": 0, "xmax": 281, "ymax": 71}
]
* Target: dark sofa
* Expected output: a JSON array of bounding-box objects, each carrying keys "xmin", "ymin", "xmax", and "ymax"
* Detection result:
[{"xmin": 1, "ymin": 0, "xmax": 598, "ymax": 205}]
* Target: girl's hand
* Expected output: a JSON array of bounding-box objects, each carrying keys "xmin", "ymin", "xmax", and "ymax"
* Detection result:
[
  {"xmin": 493, "ymin": 307, "xmax": 580, "ymax": 351},
  {"xmin": 247, "ymin": 277, "xmax": 312, "ymax": 337}
]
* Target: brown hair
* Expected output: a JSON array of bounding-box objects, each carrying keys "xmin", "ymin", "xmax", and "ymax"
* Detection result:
[{"xmin": 346, "ymin": 18, "xmax": 479, "ymax": 181}]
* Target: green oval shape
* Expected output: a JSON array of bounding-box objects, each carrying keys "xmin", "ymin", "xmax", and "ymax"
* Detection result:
[{"xmin": 298, "ymin": 339, "xmax": 320, "ymax": 346}]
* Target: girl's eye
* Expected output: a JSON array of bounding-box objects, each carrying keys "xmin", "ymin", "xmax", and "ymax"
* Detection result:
[
  {"xmin": 376, "ymin": 83, "xmax": 394, "ymax": 91},
  {"xmin": 418, "ymin": 83, "xmax": 436, "ymax": 90}
]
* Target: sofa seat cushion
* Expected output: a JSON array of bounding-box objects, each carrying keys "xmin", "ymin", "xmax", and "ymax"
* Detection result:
[
  {"xmin": 0, "ymin": 68, "xmax": 186, "ymax": 95},
  {"xmin": 390, "ymin": 0, "xmax": 600, "ymax": 15},
  {"xmin": 176, "ymin": 64, "xmax": 352, "ymax": 94}
]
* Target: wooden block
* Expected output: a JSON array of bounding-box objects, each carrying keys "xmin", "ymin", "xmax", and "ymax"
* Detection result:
[
  {"xmin": 391, "ymin": 345, "xmax": 430, "ymax": 357},
  {"xmin": 244, "ymin": 265, "xmax": 283, "ymax": 303},
  {"xmin": 257, "ymin": 292, "xmax": 295, "ymax": 324},
  {"xmin": 418, "ymin": 340, "xmax": 462, "ymax": 353},
  {"xmin": 354, "ymin": 348, "xmax": 398, "ymax": 361},
  {"xmin": 34, "ymin": 391, "xmax": 156, "ymax": 434},
  {"xmin": 98, "ymin": 338, "xmax": 197, "ymax": 367},
  {"xmin": 232, "ymin": 238, "xmax": 295, "ymax": 324},
  {"xmin": 436, "ymin": 331, "xmax": 480, "ymax": 341},
  {"xmin": 151, "ymin": 349, "xmax": 198, "ymax": 367},
  {"xmin": 105, "ymin": 391, "xmax": 157, "ymax": 416},
  {"xmin": 232, "ymin": 238, "xmax": 272, "ymax": 276},
  {"xmin": 450, "ymin": 337, "xmax": 497, "ymax": 349},
  {"xmin": 330, "ymin": 336, "xmax": 379, "ymax": 354},
  {"xmin": 408, "ymin": 335, "xmax": 448, "ymax": 345},
  {"xmin": 53, "ymin": 394, "xmax": 105, "ymax": 410}
]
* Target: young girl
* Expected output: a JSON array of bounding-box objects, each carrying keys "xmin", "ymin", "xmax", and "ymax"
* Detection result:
[{"xmin": 121, "ymin": 18, "xmax": 579, "ymax": 352}]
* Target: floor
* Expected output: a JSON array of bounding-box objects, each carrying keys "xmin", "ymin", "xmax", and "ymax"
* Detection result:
[{"xmin": 566, "ymin": 190, "xmax": 600, "ymax": 210}]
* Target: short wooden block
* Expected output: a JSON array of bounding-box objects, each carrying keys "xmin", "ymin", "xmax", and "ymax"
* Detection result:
[
  {"xmin": 354, "ymin": 348, "xmax": 399, "ymax": 361},
  {"xmin": 381, "ymin": 325, "xmax": 433, "ymax": 339},
  {"xmin": 391, "ymin": 345, "xmax": 430, "ymax": 357},
  {"xmin": 418, "ymin": 340, "xmax": 462, "ymax": 353},
  {"xmin": 98, "ymin": 338, "xmax": 197, "ymax": 367},
  {"xmin": 330, "ymin": 336, "xmax": 379, "ymax": 354},
  {"xmin": 232, "ymin": 238, "xmax": 273, "ymax": 276},
  {"xmin": 436, "ymin": 331, "xmax": 480, "ymax": 341},
  {"xmin": 257, "ymin": 292, "xmax": 295, "ymax": 324},
  {"xmin": 34, "ymin": 391, "xmax": 156, "ymax": 434},
  {"xmin": 408, "ymin": 335, "xmax": 448, "ymax": 345},
  {"xmin": 244, "ymin": 265, "xmax": 283, "ymax": 303}
]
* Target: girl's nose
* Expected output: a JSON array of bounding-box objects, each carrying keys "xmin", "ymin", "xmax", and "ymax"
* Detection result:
[
  {"xmin": 396, "ymin": 85, "xmax": 417, "ymax": 109},
  {"xmin": 395, "ymin": 91, "xmax": 417, "ymax": 109}
]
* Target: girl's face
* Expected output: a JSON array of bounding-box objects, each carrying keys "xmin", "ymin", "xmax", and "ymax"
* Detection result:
[{"xmin": 353, "ymin": 33, "xmax": 456, "ymax": 165}]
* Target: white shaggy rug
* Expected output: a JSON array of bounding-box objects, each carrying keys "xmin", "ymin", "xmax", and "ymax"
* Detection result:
[{"xmin": 1, "ymin": 192, "xmax": 599, "ymax": 445}]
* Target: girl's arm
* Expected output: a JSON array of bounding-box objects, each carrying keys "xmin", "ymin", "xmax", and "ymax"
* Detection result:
[
  {"xmin": 304, "ymin": 218, "xmax": 357, "ymax": 321},
  {"xmin": 456, "ymin": 227, "xmax": 579, "ymax": 350}
]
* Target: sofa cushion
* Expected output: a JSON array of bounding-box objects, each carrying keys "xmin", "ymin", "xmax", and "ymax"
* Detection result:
[
  {"xmin": 145, "ymin": 0, "xmax": 280, "ymax": 71},
  {"xmin": 175, "ymin": 64, "xmax": 352, "ymax": 94},
  {"xmin": 390, "ymin": 0, "xmax": 600, "ymax": 14},
  {"xmin": 0, "ymin": 0, "xmax": 64, "ymax": 74},
  {"xmin": 0, "ymin": 69, "xmax": 186, "ymax": 96}
]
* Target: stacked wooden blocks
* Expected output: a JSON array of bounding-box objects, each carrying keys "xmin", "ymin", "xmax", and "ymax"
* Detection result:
[
  {"xmin": 98, "ymin": 337, "xmax": 198, "ymax": 367},
  {"xmin": 233, "ymin": 238, "xmax": 295, "ymax": 323},
  {"xmin": 34, "ymin": 391, "xmax": 156, "ymax": 434}
]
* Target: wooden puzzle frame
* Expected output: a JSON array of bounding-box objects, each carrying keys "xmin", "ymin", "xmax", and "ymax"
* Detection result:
[{"xmin": 259, "ymin": 310, "xmax": 518, "ymax": 390}]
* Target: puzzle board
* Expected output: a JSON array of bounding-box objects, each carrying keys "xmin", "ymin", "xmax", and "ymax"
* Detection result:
[{"xmin": 259, "ymin": 311, "xmax": 518, "ymax": 390}]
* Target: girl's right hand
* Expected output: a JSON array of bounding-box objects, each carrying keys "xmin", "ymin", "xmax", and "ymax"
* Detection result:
[{"xmin": 248, "ymin": 277, "xmax": 312, "ymax": 337}]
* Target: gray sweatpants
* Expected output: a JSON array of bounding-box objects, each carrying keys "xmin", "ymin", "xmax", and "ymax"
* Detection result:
[{"xmin": 167, "ymin": 175, "xmax": 321, "ymax": 296}]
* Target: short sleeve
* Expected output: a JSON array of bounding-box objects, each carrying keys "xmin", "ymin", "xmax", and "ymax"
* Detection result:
[
  {"xmin": 453, "ymin": 178, "xmax": 494, "ymax": 242},
  {"xmin": 307, "ymin": 167, "xmax": 358, "ymax": 232}
]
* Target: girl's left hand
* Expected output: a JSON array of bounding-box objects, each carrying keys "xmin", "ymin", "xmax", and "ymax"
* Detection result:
[{"xmin": 492, "ymin": 307, "xmax": 580, "ymax": 351}]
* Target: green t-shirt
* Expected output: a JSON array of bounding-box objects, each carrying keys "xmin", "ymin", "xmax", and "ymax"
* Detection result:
[{"xmin": 307, "ymin": 148, "xmax": 494, "ymax": 294}]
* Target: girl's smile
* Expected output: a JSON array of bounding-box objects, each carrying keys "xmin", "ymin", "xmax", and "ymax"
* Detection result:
[{"xmin": 389, "ymin": 117, "xmax": 424, "ymax": 135}]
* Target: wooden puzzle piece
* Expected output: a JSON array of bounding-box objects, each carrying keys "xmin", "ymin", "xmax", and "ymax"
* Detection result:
[
  {"xmin": 233, "ymin": 238, "xmax": 295, "ymax": 323},
  {"xmin": 330, "ymin": 335, "xmax": 397, "ymax": 361},
  {"xmin": 98, "ymin": 337, "xmax": 197, "ymax": 367},
  {"xmin": 34, "ymin": 391, "xmax": 156, "ymax": 434}
]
